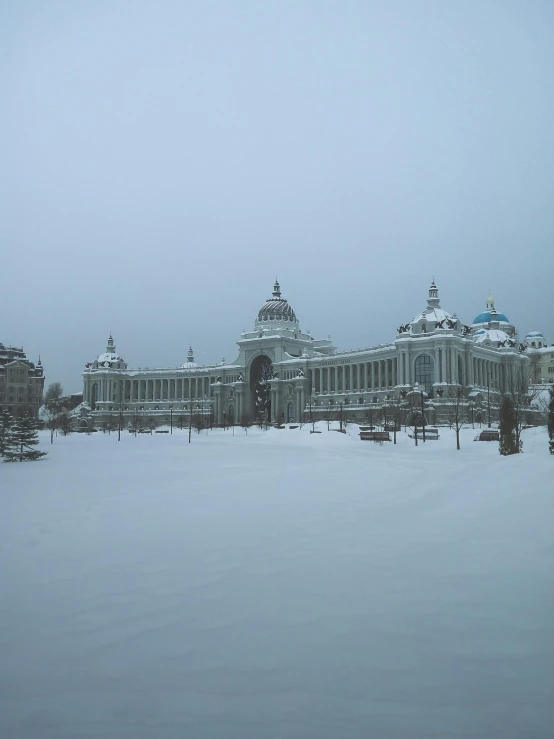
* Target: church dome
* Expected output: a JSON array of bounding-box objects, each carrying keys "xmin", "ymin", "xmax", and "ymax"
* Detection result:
[
  {"xmin": 88, "ymin": 335, "xmax": 127, "ymax": 369},
  {"xmin": 473, "ymin": 310, "xmax": 509, "ymax": 325},
  {"xmin": 256, "ymin": 280, "xmax": 298, "ymax": 325},
  {"xmin": 525, "ymin": 330, "xmax": 544, "ymax": 339},
  {"xmin": 181, "ymin": 346, "xmax": 198, "ymax": 368},
  {"xmin": 408, "ymin": 280, "xmax": 458, "ymax": 332},
  {"xmin": 96, "ymin": 352, "xmax": 124, "ymax": 365},
  {"xmin": 472, "ymin": 294, "xmax": 509, "ymax": 325}
]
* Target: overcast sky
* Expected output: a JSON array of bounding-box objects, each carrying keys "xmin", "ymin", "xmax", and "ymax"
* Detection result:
[{"xmin": 2, "ymin": 0, "xmax": 553, "ymax": 393}]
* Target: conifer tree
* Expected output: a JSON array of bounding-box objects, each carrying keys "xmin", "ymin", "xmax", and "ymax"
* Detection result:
[
  {"xmin": 548, "ymin": 385, "xmax": 554, "ymax": 454},
  {"xmin": 3, "ymin": 412, "xmax": 47, "ymax": 463},
  {"xmin": 0, "ymin": 409, "xmax": 13, "ymax": 457},
  {"xmin": 499, "ymin": 395, "xmax": 519, "ymax": 456}
]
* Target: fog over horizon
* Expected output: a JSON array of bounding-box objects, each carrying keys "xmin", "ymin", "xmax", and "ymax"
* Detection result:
[{"xmin": 2, "ymin": 1, "xmax": 553, "ymax": 395}]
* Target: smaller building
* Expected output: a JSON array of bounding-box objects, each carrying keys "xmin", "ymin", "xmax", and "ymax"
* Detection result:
[
  {"xmin": 0, "ymin": 343, "xmax": 45, "ymax": 418},
  {"xmin": 525, "ymin": 331, "xmax": 554, "ymax": 384}
]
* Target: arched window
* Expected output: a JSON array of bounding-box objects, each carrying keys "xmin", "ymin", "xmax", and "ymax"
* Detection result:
[{"xmin": 415, "ymin": 354, "xmax": 434, "ymax": 394}]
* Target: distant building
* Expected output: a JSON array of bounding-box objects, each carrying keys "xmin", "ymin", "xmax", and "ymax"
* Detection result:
[
  {"xmin": 0, "ymin": 343, "xmax": 45, "ymax": 418},
  {"xmin": 524, "ymin": 331, "xmax": 554, "ymax": 384},
  {"xmin": 83, "ymin": 280, "xmax": 533, "ymax": 428}
]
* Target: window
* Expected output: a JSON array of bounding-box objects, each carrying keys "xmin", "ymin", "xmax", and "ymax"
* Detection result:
[{"xmin": 415, "ymin": 353, "xmax": 434, "ymax": 394}]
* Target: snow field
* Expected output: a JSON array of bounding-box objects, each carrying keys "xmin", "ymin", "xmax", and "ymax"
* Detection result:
[{"xmin": 1, "ymin": 425, "xmax": 553, "ymax": 739}]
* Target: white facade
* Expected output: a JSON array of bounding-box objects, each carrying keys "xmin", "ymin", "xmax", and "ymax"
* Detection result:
[{"xmin": 83, "ymin": 280, "xmax": 531, "ymax": 427}]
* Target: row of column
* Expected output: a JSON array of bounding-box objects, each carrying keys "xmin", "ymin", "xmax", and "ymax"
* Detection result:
[
  {"xmin": 87, "ymin": 376, "xmax": 211, "ymax": 404},
  {"xmin": 473, "ymin": 357, "xmax": 500, "ymax": 389},
  {"xmin": 314, "ymin": 359, "xmax": 397, "ymax": 394}
]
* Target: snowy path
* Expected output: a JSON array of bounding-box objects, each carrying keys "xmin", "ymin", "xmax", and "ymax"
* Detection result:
[{"xmin": 1, "ymin": 426, "xmax": 553, "ymax": 738}]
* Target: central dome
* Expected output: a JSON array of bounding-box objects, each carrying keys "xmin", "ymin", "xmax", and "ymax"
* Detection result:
[{"xmin": 256, "ymin": 280, "xmax": 298, "ymax": 325}]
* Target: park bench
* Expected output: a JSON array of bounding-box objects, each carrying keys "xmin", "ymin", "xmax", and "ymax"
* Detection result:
[
  {"xmin": 408, "ymin": 427, "xmax": 439, "ymax": 440},
  {"xmin": 417, "ymin": 426, "xmax": 439, "ymax": 440},
  {"xmin": 474, "ymin": 429, "xmax": 499, "ymax": 442},
  {"xmin": 359, "ymin": 426, "xmax": 375, "ymax": 432},
  {"xmin": 360, "ymin": 431, "xmax": 391, "ymax": 442},
  {"xmin": 155, "ymin": 430, "xmax": 169, "ymax": 434}
]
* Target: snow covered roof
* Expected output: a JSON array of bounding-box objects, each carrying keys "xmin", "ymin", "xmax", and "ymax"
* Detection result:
[
  {"xmin": 181, "ymin": 361, "xmax": 198, "ymax": 369},
  {"xmin": 411, "ymin": 307, "xmax": 454, "ymax": 325},
  {"xmin": 97, "ymin": 353, "xmax": 123, "ymax": 363},
  {"xmin": 525, "ymin": 331, "xmax": 544, "ymax": 338},
  {"xmin": 473, "ymin": 329, "xmax": 511, "ymax": 345}
]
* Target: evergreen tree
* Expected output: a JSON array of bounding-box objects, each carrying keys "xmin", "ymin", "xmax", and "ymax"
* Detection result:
[
  {"xmin": 3, "ymin": 413, "xmax": 47, "ymax": 463},
  {"xmin": 0, "ymin": 409, "xmax": 13, "ymax": 457},
  {"xmin": 548, "ymin": 385, "xmax": 554, "ymax": 454},
  {"xmin": 499, "ymin": 395, "xmax": 519, "ymax": 456}
]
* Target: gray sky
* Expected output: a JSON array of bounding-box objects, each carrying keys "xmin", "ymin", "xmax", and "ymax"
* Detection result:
[{"xmin": 2, "ymin": 0, "xmax": 553, "ymax": 393}]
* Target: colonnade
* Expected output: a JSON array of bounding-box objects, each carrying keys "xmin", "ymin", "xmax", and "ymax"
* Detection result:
[
  {"xmin": 313, "ymin": 358, "xmax": 397, "ymax": 394},
  {"xmin": 85, "ymin": 375, "xmax": 211, "ymax": 405},
  {"xmin": 473, "ymin": 357, "xmax": 501, "ymax": 390}
]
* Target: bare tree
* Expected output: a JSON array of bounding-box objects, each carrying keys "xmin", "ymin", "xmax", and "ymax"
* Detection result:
[
  {"xmin": 44, "ymin": 382, "xmax": 63, "ymax": 444},
  {"xmin": 253, "ymin": 357, "xmax": 273, "ymax": 426},
  {"xmin": 547, "ymin": 385, "xmax": 554, "ymax": 454},
  {"xmin": 193, "ymin": 413, "xmax": 204, "ymax": 434},
  {"xmin": 240, "ymin": 415, "xmax": 252, "ymax": 434},
  {"xmin": 363, "ymin": 405, "xmax": 377, "ymax": 430},
  {"xmin": 504, "ymin": 365, "xmax": 536, "ymax": 452},
  {"xmin": 528, "ymin": 350, "xmax": 542, "ymax": 385},
  {"xmin": 387, "ymin": 393, "xmax": 404, "ymax": 444},
  {"xmin": 443, "ymin": 386, "xmax": 465, "ymax": 450}
]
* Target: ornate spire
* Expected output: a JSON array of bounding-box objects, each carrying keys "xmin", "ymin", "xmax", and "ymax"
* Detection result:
[
  {"xmin": 427, "ymin": 279, "xmax": 440, "ymax": 308},
  {"xmin": 272, "ymin": 279, "xmax": 281, "ymax": 299},
  {"xmin": 486, "ymin": 292, "xmax": 495, "ymax": 310},
  {"xmin": 187, "ymin": 345, "xmax": 194, "ymax": 363},
  {"xmin": 106, "ymin": 334, "xmax": 116, "ymax": 353}
]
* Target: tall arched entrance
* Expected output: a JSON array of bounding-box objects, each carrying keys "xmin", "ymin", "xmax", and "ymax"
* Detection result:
[
  {"xmin": 414, "ymin": 353, "xmax": 434, "ymax": 394},
  {"xmin": 249, "ymin": 355, "xmax": 273, "ymax": 423}
]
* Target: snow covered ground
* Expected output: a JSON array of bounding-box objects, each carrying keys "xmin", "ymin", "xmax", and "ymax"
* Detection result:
[{"xmin": 1, "ymin": 425, "xmax": 553, "ymax": 739}]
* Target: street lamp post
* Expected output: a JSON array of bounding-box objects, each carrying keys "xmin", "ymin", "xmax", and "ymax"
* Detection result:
[
  {"xmin": 118, "ymin": 380, "xmax": 124, "ymax": 441},
  {"xmin": 420, "ymin": 388, "xmax": 426, "ymax": 442},
  {"xmin": 487, "ymin": 373, "xmax": 492, "ymax": 428},
  {"xmin": 469, "ymin": 400, "xmax": 475, "ymax": 429},
  {"xmin": 169, "ymin": 405, "xmax": 173, "ymax": 434}
]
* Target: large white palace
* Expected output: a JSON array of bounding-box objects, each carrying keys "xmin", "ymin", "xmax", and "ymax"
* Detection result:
[{"xmin": 82, "ymin": 279, "xmax": 538, "ymax": 428}]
